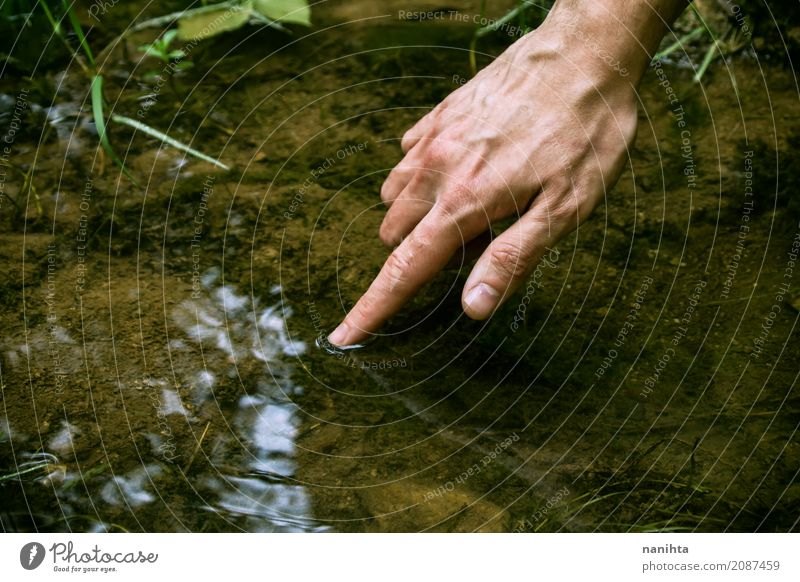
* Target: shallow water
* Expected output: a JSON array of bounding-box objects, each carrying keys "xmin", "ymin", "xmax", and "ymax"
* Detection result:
[{"xmin": 1, "ymin": 0, "xmax": 799, "ymax": 532}]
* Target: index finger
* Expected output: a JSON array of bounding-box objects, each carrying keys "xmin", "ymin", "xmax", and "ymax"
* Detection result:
[{"xmin": 327, "ymin": 209, "xmax": 467, "ymax": 347}]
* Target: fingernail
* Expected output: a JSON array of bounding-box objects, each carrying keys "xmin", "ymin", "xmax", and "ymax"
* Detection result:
[
  {"xmin": 328, "ymin": 322, "xmax": 351, "ymax": 346},
  {"xmin": 464, "ymin": 283, "xmax": 501, "ymax": 319}
]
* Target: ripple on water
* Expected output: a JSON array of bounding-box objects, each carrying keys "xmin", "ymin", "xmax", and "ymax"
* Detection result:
[{"xmin": 170, "ymin": 271, "xmax": 325, "ymax": 531}]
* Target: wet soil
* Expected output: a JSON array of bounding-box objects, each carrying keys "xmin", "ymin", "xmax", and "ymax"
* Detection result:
[{"xmin": 1, "ymin": 0, "xmax": 799, "ymax": 532}]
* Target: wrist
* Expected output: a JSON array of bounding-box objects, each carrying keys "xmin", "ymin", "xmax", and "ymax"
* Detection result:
[{"xmin": 533, "ymin": 0, "xmax": 689, "ymax": 84}]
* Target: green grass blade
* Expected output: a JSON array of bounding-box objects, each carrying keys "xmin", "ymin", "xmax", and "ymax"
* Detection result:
[
  {"xmin": 0, "ymin": 461, "xmax": 53, "ymax": 483},
  {"xmin": 110, "ymin": 114, "xmax": 230, "ymax": 171},
  {"xmin": 654, "ymin": 26, "xmax": 705, "ymax": 61},
  {"xmin": 688, "ymin": 2, "xmax": 721, "ymax": 83},
  {"xmin": 91, "ymin": 75, "xmax": 138, "ymax": 183},
  {"xmin": 39, "ymin": 0, "xmax": 63, "ymax": 37},
  {"xmin": 62, "ymin": 0, "xmax": 95, "ymax": 68},
  {"xmin": 693, "ymin": 42, "xmax": 717, "ymax": 83},
  {"xmin": 91, "ymin": 75, "xmax": 112, "ymax": 153},
  {"xmin": 475, "ymin": 0, "xmax": 535, "ymax": 39},
  {"xmin": 40, "ymin": 0, "xmax": 93, "ymax": 75},
  {"xmin": 131, "ymin": 1, "xmax": 238, "ymax": 32}
]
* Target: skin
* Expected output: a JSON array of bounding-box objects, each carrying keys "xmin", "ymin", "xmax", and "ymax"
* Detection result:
[{"xmin": 329, "ymin": 0, "xmax": 689, "ymax": 347}]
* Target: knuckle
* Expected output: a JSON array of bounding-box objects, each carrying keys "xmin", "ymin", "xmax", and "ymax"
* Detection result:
[
  {"xmin": 400, "ymin": 133, "xmax": 415, "ymax": 154},
  {"xmin": 539, "ymin": 188, "xmax": 580, "ymax": 226},
  {"xmin": 435, "ymin": 183, "xmax": 477, "ymax": 219},
  {"xmin": 490, "ymin": 241, "xmax": 531, "ymax": 281},
  {"xmin": 422, "ymin": 141, "xmax": 449, "ymax": 167},
  {"xmin": 378, "ymin": 220, "xmax": 397, "ymax": 247},
  {"xmin": 623, "ymin": 116, "xmax": 638, "ymax": 146},
  {"xmin": 383, "ymin": 248, "xmax": 415, "ymax": 290},
  {"xmin": 401, "ymin": 127, "xmax": 417, "ymax": 146},
  {"xmin": 552, "ymin": 196, "xmax": 579, "ymax": 223},
  {"xmin": 352, "ymin": 294, "xmax": 377, "ymax": 325},
  {"xmin": 380, "ymin": 175, "xmax": 395, "ymax": 202},
  {"xmin": 381, "ymin": 164, "xmax": 415, "ymax": 203},
  {"xmin": 403, "ymin": 111, "xmax": 438, "ymax": 149},
  {"xmin": 618, "ymin": 106, "xmax": 639, "ymax": 145}
]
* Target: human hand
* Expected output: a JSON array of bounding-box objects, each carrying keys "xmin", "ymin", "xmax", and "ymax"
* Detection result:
[{"xmin": 328, "ymin": 0, "xmax": 685, "ymax": 347}]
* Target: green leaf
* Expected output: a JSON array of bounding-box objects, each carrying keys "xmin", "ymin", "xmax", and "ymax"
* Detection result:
[
  {"xmin": 653, "ymin": 26, "xmax": 705, "ymax": 61},
  {"xmin": 62, "ymin": 0, "xmax": 96, "ymax": 67},
  {"xmin": 138, "ymin": 44, "xmax": 167, "ymax": 60},
  {"xmin": 39, "ymin": 1, "xmax": 62, "ymax": 38},
  {"xmin": 693, "ymin": 42, "xmax": 717, "ymax": 83},
  {"xmin": 177, "ymin": 1, "xmax": 253, "ymax": 41},
  {"xmin": 91, "ymin": 75, "xmax": 112, "ymax": 155},
  {"xmin": 162, "ymin": 28, "xmax": 179, "ymax": 46},
  {"xmin": 110, "ymin": 114, "xmax": 231, "ymax": 171},
  {"xmin": 91, "ymin": 76, "xmax": 138, "ymax": 184},
  {"xmin": 253, "ymin": 0, "xmax": 310, "ymax": 26}
]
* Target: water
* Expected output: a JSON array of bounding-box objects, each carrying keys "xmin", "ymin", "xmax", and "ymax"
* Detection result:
[{"xmin": 0, "ymin": 1, "xmax": 798, "ymax": 532}]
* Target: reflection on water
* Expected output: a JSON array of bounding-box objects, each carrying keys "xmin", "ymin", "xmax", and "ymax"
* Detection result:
[
  {"xmin": 1, "ymin": 270, "xmax": 325, "ymax": 532},
  {"xmin": 101, "ymin": 464, "xmax": 163, "ymax": 508},
  {"xmin": 171, "ymin": 270, "xmax": 323, "ymax": 531},
  {"xmin": 47, "ymin": 421, "xmax": 79, "ymax": 454}
]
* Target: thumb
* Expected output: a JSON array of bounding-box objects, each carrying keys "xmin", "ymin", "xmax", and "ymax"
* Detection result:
[{"xmin": 461, "ymin": 196, "xmax": 568, "ymax": 320}]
